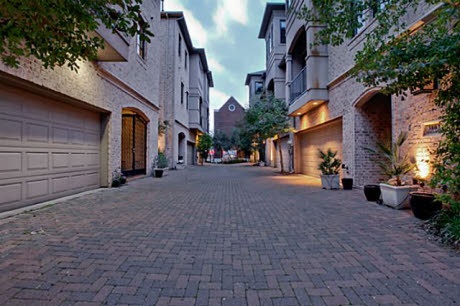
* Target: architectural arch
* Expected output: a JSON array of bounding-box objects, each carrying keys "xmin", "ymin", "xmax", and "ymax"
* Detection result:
[
  {"xmin": 121, "ymin": 107, "xmax": 148, "ymax": 176},
  {"xmin": 353, "ymin": 90, "xmax": 392, "ymax": 186},
  {"xmin": 178, "ymin": 132, "xmax": 186, "ymax": 164}
]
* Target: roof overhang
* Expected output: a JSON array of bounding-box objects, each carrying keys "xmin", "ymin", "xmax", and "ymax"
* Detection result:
[{"xmin": 258, "ymin": 3, "xmax": 286, "ymax": 39}]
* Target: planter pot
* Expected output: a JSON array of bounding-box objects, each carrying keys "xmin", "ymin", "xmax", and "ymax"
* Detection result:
[
  {"xmin": 380, "ymin": 183, "xmax": 418, "ymax": 209},
  {"xmin": 364, "ymin": 184, "xmax": 381, "ymax": 201},
  {"xmin": 409, "ymin": 192, "xmax": 442, "ymax": 220},
  {"xmin": 259, "ymin": 161, "xmax": 265, "ymax": 167},
  {"xmin": 320, "ymin": 174, "xmax": 340, "ymax": 190},
  {"xmin": 154, "ymin": 169, "xmax": 164, "ymax": 178},
  {"xmin": 111, "ymin": 180, "xmax": 120, "ymax": 188},
  {"xmin": 342, "ymin": 178, "xmax": 353, "ymax": 190},
  {"xmin": 120, "ymin": 176, "xmax": 127, "ymax": 185}
]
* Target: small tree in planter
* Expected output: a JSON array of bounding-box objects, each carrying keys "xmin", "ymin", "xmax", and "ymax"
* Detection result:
[
  {"xmin": 318, "ymin": 148, "xmax": 341, "ymax": 189},
  {"xmin": 153, "ymin": 151, "xmax": 168, "ymax": 178},
  {"xmin": 197, "ymin": 134, "xmax": 213, "ymax": 165},
  {"xmin": 365, "ymin": 132, "xmax": 417, "ymax": 209}
]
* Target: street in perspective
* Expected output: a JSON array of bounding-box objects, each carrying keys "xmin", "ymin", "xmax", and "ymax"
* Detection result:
[{"xmin": 0, "ymin": 165, "xmax": 458, "ymax": 305}]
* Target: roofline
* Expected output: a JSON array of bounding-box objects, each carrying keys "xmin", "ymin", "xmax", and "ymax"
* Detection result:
[
  {"xmin": 162, "ymin": 11, "xmax": 214, "ymax": 87},
  {"xmin": 161, "ymin": 11, "xmax": 193, "ymax": 50},
  {"xmin": 258, "ymin": 3, "xmax": 286, "ymax": 39},
  {"xmin": 245, "ymin": 70, "xmax": 266, "ymax": 85}
]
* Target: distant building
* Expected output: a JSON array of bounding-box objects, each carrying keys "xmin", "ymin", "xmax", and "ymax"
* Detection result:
[
  {"xmin": 214, "ymin": 97, "xmax": 245, "ymax": 138},
  {"xmin": 158, "ymin": 11, "xmax": 213, "ymax": 167}
]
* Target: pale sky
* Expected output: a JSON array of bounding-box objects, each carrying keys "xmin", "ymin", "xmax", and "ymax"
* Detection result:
[{"xmin": 163, "ymin": 0, "xmax": 285, "ymax": 133}]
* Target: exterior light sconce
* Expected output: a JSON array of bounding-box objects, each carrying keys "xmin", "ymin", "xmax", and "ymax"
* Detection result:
[{"xmin": 415, "ymin": 146, "xmax": 430, "ymax": 179}]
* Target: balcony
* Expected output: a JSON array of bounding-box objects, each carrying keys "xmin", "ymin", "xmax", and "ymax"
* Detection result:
[
  {"xmin": 288, "ymin": 65, "xmax": 329, "ymax": 116},
  {"xmin": 290, "ymin": 67, "xmax": 307, "ymax": 105},
  {"xmin": 93, "ymin": 24, "xmax": 129, "ymax": 62}
]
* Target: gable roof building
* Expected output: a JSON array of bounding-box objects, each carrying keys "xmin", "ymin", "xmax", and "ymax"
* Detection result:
[{"xmin": 214, "ymin": 97, "xmax": 245, "ymax": 137}]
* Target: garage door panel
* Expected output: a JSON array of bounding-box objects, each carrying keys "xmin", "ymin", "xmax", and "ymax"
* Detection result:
[
  {"xmin": 26, "ymin": 152, "xmax": 48, "ymax": 170},
  {"xmin": 26, "ymin": 179, "xmax": 49, "ymax": 199},
  {"xmin": 0, "ymin": 183, "xmax": 22, "ymax": 205},
  {"xmin": 0, "ymin": 119, "xmax": 22, "ymax": 141},
  {"xmin": 0, "ymin": 152, "xmax": 22, "ymax": 173},
  {"xmin": 52, "ymin": 153, "xmax": 70, "ymax": 169},
  {"xmin": 52, "ymin": 127, "xmax": 69, "ymax": 144},
  {"xmin": 26, "ymin": 123, "xmax": 49, "ymax": 143},
  {"xmin": 52, "ymin": 176, "xmax": 71, "ymax": 193},
  {"xmin": 0, "ymin": 85, "xmax": 101, "ymax": 212}
]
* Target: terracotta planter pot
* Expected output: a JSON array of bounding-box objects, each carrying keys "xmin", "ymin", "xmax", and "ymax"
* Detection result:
[
  {"xmin": 364, "ymin": 184, "xmax": 381, "ymax": 201},
  {"xmin": 409, "ymin": 192, "xmax": 442, "ymax": 220}
]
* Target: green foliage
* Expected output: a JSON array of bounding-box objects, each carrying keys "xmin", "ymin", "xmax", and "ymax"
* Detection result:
[
  {"xmin": 0, "ymin": 0, "xmax": 153, "ymax": 70},
  {"xmin": 364, "ymin": 132, "xmax": 416, "ymax": 186},
  {"xmin": 428, "ymin": 210, "xmax": 460, "ymax": 247},
  {"xmin": 197, "ymin": 134, "xmax": 213, "ymax": 161},
  {"xmin": 155, "ymin": 151, "xmax": 168, "ymax": 169},
  {"xmin": 240, "ymin": 95, "xmax": 291, "ymax": 169},
  {"xmin": 299, "ymin": 0, "xmax": 459, "ymax": 239},
  {"xmin": 212, "ymin": 131, "xmax": 231, "ymax": 153},
  {"xmin": 317, "ymin": 148, "xmax": 342, "ymax": 175}
]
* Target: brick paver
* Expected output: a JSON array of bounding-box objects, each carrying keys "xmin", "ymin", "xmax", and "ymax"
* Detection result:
[{"xmin": 0, "ymin": 165, "xmax": 458, "ymax": 305}]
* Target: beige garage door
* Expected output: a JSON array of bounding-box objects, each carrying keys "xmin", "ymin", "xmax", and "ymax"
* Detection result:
[
  {"xmin": 0, "ymin": 85, "xmax": 101, "ymax": 212},
  {"xmin": 298, "ymin": 119, "xmax": 342, "ymax": 177}
]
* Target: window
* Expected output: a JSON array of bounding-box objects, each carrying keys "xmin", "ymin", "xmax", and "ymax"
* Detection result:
[
  {"xmin": 185, "ymin": 50, "xmax": 188, "ymax": 69},
  {"xmin": 186, "ymin": 91, "xmax": 189, "ymax": 109},
  {"xmin": 178, "ymin": 35, "xmax": 181, "ymax": 56},
  {"xmin": 280, "ymin": 20, "xmax": 286, "ymax": 44},
  {"xmin": 136, "ymin": 20, "xmax": 146, "ymax": 59},
  {"xmin": 266, "ymin": 25, "xmax": 274, "ymax": 59},
  {"xmin": 351, "ymin": 1, "xmax": 366, "ymax": 36},
  {"xmin": 181, "ymin": 82, "xmax": 184, "ymax": 104},
  {"xmin": 255, "ymin": 81, "xmax": 263, "ymax": 94}
]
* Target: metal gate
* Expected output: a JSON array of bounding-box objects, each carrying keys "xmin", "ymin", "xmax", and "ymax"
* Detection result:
[{"xmin": 121, "ymin": 114, "xmax": 147, "ymax": 176}]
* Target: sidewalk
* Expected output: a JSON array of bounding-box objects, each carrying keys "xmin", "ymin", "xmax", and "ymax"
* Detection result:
[{"xmin": 0, "ymin": 165, "xmax": 458, "ymax": 305}]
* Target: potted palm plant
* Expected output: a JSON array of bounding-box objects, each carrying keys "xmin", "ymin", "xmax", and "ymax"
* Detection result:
[
  {"xmin": 153, "ymin": 151, "xmax": 168, "ymax": 178},
  {"xmin": 365, "ymin": 132, "xmax": 417, "ymax": 209},
  {"xmin": 318, "ymin": 148, "xmax": 341, "ymax": 189}
]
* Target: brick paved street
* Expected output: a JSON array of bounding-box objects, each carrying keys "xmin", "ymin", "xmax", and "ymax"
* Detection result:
[{"xmin": 0, "ymin": 165, "xmax": 459, "ymax": 305}]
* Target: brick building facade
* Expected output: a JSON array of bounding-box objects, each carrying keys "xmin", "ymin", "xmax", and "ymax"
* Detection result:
[
  {"xmin": 214, "ymin": 97, "xmax": 245, "ymax": 138},
  {"xmin": 250, "ymin": 0, "xmax": 443, "ymax": 186}
]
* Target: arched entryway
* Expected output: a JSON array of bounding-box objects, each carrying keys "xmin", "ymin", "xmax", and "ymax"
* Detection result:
[
  {"xmin": 178, "ymin": 132, "xmax": 186, "ymax": 164},
  {"xmin": 354, "ymin": 92, "xmax": 392, "ymax": 186},
  {"xmin": 121, "ymin": 108, "xmax": 148, "ymax": 176}
]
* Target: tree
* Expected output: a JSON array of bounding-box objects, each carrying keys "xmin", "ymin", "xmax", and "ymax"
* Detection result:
[
  {"xmin": 197, "ymin": 134, "xmax": 212, "ymax": 165},
  {"xmin": 300, "ymin": 0, "xmax": 459, "ymax": 238},
  {"xmin": 242, "ymin": 95, "xmax": 291, "ymax": 173},
  {"xmin": 0, "ymin": 0, "xmax": 153, "ymax": 71},
  {"xmin": 212, "ymin": 131, "xmax": 231, "ymax": 157}
]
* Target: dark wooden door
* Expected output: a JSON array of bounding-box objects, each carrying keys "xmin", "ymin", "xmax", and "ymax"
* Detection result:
[{"xmin": 121, "ymin": 114, "xmax": 147, "ymax": 176}]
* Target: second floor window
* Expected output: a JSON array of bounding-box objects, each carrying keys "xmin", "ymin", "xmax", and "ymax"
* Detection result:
[
  {"xmin": 181, "ymin": 82, "xmax": 184, "ymax": 104},
  {"xmin": 178, "ymin": 35, "xmax": 182, "ymax": 57},
  {"xmin": 280, "ymin": 20, "xmax": 286, "ymax": 44},
  {"xmin": 185, "ymin": 50, "xmax": 188, "ymax": 69},
  {"xmin": 255, "ymin": 81, "xmax": 263, "ymax": 94},
  {"xmin": 136, "ymin": 21, "xmax": 146, "ymax": 59}
]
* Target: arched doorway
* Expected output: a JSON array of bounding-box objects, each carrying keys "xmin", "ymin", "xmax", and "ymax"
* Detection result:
[
  {"xmin": 121, "ymin": 108, "xmax": 148, "ymax": 176},
  {"xmin": 178, "ymin": 132, "xmax": 186, "ymax": 164},
  {"xmin": 354, "ymin": 92, "xmax": 392, "ymax": 186}
]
